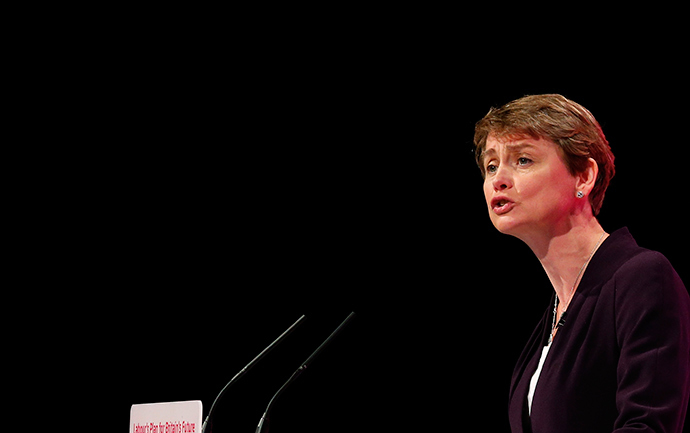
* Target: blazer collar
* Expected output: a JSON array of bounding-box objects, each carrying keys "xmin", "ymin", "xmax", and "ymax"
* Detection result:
[{"xmin": 575, "ymin": 227, "xmax": 641, "ymax": 296}]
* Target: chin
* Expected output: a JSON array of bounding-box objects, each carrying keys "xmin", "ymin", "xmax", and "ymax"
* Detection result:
[{"xmin": 491, "ymin": 215, "xmax": 527, "ymax": 238}]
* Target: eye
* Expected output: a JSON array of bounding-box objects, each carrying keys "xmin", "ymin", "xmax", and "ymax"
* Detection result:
[
  {"xmin": 486, "ymin": 163, "xmax": 498, "ymax": 174},
  {"xmin": 517, "ymin": 157, "xmax": 533, "ymax": 166}
]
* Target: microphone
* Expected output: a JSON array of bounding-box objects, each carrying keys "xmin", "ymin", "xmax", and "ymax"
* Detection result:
[
  {"xmin": 201, "ymin": 314, "xmax": 306, "ymax": 433},
  {"xmin": 255, "ymin": 311, "xmax": 356, "ymax": 433}
]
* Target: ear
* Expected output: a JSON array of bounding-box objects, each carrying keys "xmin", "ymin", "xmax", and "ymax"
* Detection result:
[{"xmin": 575, "ymin": 158, "xmax": 599, "ymax": 196}]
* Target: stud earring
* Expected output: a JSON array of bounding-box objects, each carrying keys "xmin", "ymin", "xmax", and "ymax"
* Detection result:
[{"xmin": 576, "ymin": 191, "xmax": 585, "ymax": 198}]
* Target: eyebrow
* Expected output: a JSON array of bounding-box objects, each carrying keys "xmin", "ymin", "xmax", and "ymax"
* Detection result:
[{"xmin": 483, "ymin": 142, "xmax": 537, "ymax": 159}]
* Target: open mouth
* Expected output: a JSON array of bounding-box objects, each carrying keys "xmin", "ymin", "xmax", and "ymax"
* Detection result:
[{"xmin": 491, "ymin": 198, "xmax": 514, "ymax": 215}]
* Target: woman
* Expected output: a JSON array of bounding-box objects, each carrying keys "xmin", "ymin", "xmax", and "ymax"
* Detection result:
[{"xmin": 474, "ymin": 94, "xmax": 690, "ymax": 433}]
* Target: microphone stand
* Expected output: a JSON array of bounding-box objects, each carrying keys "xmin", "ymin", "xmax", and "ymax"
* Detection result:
[
  {"xmin": 256, "ymin": 312, "xmax": 356, "ymax": 433},
  {"xmin": 201, "ymin": 314, "xmax": 306, "ymax": 433}
]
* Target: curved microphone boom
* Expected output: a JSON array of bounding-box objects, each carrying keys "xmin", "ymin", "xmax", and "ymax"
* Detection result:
[
  {"xmin": 201, "ymin": 314, "xmax": 306, "ymax": 433},
  {"xmin": 255, "ymin": 311, "xmax": 356, "ymax": 433}
]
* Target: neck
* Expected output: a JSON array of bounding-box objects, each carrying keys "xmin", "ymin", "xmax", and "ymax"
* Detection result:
[{"xmin": 521, "ymin": 218, "xmax": 607, "ymax": 305}]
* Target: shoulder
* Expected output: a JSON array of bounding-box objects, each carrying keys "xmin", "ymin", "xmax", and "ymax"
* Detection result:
[
  {"xmin": 586, "ymin": 227, "xmax": 687, "ymax": 309},
  {"xmin": 613, "ymin": 249, "xmax": 685, "ymax": 297},
  {"xmin": 615, "ymin": 249, "xmax": 674, "ymax": 278},
  {"xmin": 594, "ymin": 227, "xmax": 684, "ymax": 297}
]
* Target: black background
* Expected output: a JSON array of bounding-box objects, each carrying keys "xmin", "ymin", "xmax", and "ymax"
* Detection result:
[{"xmin": 57, "ymin": 17, "xmax": 689, "ymax": 432}]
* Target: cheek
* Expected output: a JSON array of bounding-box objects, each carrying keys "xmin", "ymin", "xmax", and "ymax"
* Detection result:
[
  {"xmin": 518, "ymin": 168, "xmax": 574, "ymax": 210},
  {"xmin": 483, "ymin": 180, "xmax": 492, "ymax": 203}
]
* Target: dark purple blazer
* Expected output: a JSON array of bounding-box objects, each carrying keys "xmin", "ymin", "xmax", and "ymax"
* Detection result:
[{"xmin": 508, "ymin": 228, "xmax": 690, "ymax": 433}]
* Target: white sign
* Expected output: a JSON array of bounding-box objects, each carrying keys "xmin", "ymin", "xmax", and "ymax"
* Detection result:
[{"xmin": 130, "ymin": 400, "xmax": 202, "ymax": 433}]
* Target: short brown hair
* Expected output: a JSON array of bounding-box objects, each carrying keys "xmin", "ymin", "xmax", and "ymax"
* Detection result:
[{"xmin": 474, "ymin": 94, "xmax": 615, "ymax": 216}]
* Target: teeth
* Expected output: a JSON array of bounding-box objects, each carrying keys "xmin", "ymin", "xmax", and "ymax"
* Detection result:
[{"xmin": 497, "ymin": 200, "xmax": 507, "ymax": 207}]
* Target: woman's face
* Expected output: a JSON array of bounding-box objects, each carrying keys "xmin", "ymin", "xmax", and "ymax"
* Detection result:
[{"xmin": 482, "ymin": 134, "xmax": 580, "ymax": 241}]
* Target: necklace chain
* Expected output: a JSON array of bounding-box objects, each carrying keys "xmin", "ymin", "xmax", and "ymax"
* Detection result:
[{"xmin": 548, "ymin": 231, "xmax": 606, "ymax": 345}]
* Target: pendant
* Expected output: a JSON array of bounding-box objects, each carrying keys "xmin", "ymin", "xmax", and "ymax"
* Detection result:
[{"xmin": 557, "ymin": 311, "xmax": 568, "ymax": 328}]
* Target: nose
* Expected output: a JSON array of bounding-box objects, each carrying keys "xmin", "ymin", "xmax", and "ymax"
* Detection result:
[{"xmin": 492, "ymin": 166, "xmax": 513, "ymax": 192}]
